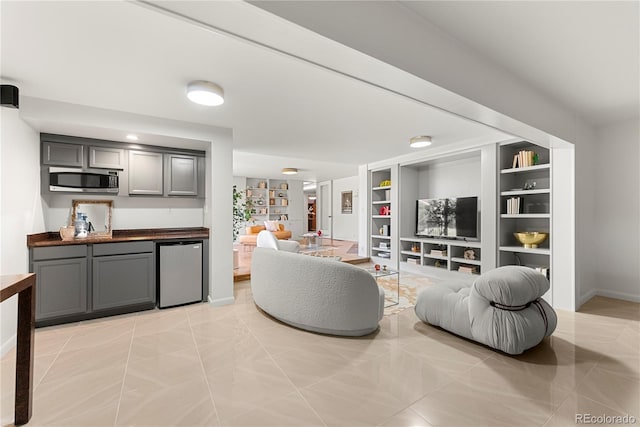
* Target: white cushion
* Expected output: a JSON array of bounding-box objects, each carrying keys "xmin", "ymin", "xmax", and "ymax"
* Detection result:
[
  {"xmin": 256, "ymin": 230, "xmax": 280, "ymax": 249},
  {"xmin": 264, "ymin": 220, "xmax": 280, "ymax": 232}
]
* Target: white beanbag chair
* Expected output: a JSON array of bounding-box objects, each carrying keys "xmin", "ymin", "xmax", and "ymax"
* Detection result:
[{"xmin": 415, "ymin": 266, "xmax": 557, "ymax": 354}]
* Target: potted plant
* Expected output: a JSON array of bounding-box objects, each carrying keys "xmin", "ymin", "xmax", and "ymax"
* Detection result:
[{"xmin": 233, "ymin": 185, "xmax": 253, "ymax": 241}]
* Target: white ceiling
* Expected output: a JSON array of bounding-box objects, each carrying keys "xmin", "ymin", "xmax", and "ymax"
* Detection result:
[
  {"xmin": 399, "ymin": 1, "xmax": 639, "ymax": 127},
  {"xmin": 7, "ymin": 2, "xmax": 633, "ymax": 181},
  {"xmin": 0, "ymin": 0, "xmax": 511, "ymax": 182}
]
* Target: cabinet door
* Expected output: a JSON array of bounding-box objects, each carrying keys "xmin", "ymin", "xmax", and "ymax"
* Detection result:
[
  {"xmin": 197, "ymin": 156, "xmax": 205, "ymax": 199},
  {"xmin": 33, "ymin": 258, "xmax": 88, "ymax": 320},
  {"xmin": 92, "ymin": 253, "xmax": 155, "ymax": 311},
  {"xmin": 164, "ymin": 154, "xmax": 198, "ymax": 196},
  {"xmin": 89, "ymin": 146, "xmax": 125, "ymax": 170},
  {"xmin": 42, "ymin": 141, "xmax": 85, "ymax": 167},
  {"xmin": 128, "ymin": 151, "xmax": 163, "ymax": 195}
]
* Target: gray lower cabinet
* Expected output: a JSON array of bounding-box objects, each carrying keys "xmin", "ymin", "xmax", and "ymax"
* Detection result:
[
  {"xmin": 32, "ymin": 245, "xmax": 88, "ymax": 321},
  {"xmin": 92, "ymin": 242, "xmax": 155, "ymax": 311}
]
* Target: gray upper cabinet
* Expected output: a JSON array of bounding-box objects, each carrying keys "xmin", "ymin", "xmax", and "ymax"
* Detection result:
[
  {"xmin": 89, "ymin": 146, "xmax": 125, "ymax": 170},
  {"xmin": 197, "ymin": 156, "xmax": 206, "ymax": 199},
  {"xmin": 165, "ymin": 154, "xmax": 198, "ymax": 196},
  {"xmin": 129, "ymin": 150, "xmax": 163, "ymax": 195},
  {"xmin": 42, "ymin": 141, "xmax": 85, "ymax": 167}
]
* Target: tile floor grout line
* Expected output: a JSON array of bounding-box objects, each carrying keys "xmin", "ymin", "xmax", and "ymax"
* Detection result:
[
  {"xmin": 540, "ymin": 391, "xmax": 573, "ymax": 427},
  {"xmin": 33, "ymin": 330, "xmax": 74, "ymax": 392},
  {"xmin": 112, "ymin": 318, "xmax": 136, "ymax": 427},
  {"xmin": 187, "ymin": 309, "xmax": 222, "ymax": 426},
  {"xmin": 570, "ymin": 360, "xmax": 640, "ymax": 414},
  {"xmin": 244, "ymin": 320, "xmax": 329, "ymax": 427}
]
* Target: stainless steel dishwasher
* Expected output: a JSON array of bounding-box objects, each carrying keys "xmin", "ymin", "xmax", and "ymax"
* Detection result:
[{"xmin": 158, "ymin": 241, "xmax": 203, "ymax": 308}]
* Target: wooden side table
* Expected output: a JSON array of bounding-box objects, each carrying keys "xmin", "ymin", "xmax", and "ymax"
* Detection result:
[{"xmin": 1, "ymin": 273, "xmax": 36, "ymax": 425}]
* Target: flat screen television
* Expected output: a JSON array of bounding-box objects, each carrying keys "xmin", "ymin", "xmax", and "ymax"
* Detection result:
[{"xmin": 416, "ymin": 196, "xmax": 478, "ymax": 239}]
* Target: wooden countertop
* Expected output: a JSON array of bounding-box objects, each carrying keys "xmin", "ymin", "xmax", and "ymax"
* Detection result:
[{"xmin": 27, "ymin": 227, "xmax": 209, "ymax": 248}]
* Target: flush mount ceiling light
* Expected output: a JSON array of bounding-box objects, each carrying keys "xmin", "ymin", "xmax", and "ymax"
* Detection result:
[
  {"xmin": 409, "ymin": 135, "xmax": 432, "ymax": 148},
  {"xmin": 126, "ymin": 134, "xmax": 139, "ymax": 141},
  {"xmin": 281, "ymin": 168, "xmax": 298, "ymax": 175},
  {"xmin": 186, "ymin": 80, "xmax": 224, "ymax": 106}
]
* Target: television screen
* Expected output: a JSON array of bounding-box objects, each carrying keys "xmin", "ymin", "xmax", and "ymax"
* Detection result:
[{"xmin": 416, "ymin": 196, "xmax": 478, "ymax": 239}]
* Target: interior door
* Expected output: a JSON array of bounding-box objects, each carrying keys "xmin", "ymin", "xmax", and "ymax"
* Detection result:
[{"xmin": 318, "ymin": 180, "xmax": 332, "ymax": 237}]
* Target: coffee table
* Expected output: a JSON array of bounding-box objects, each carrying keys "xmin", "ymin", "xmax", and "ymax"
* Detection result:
[
  {"xmin": 301, "ymin": 232, "xmax": 323, "ymax": 252},
  {"xmin": 368, "ymin": 267, "xmax": 399, "ymax": 308}
]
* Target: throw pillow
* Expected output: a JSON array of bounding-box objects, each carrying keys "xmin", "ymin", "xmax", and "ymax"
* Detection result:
[{"xmin": 264, "ymin": 220, "xmax": 280, "ymax": 232}]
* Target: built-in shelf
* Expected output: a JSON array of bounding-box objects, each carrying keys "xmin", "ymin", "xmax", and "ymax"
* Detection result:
[
  {"xmin": 373, "ymin": 247, "xmax": 391, "ymax": 252},
  {"xmin": 372, "ymin": 186, "xmax": 392, "ymax": 191},
  {"xmin": 372, "ymin": 215, "xmax": 392, "ymax": 219},
  {"xmin": 400, "ymin": 250, "xmax": 421, "ymax": 256},
  {"xmin": 500, "ymin": 189, "xmax": 550, "ymax": 196},
  {"xmin": 451, "ymin": 257, "xmax": 482, "ymax": 266},
  {"xmin": 501, "ymin": 213, "xmax": 550, "ymax": 218},
  {"xmin": 371, "ymin": 235, "xmax": 391, "ymax": 239},
  {"xmin": 372, "ymin": 200, "xmax": 391, "ymax": 205},
  {"xmin": 500, "ymin": 246, "xmax": 550, "ymax": 255},
  {"xmin": 500, "ymin": 164, "xmax": 550, "ymax": 174},
  {"xmin": 423, "ymin": 254, "xmax": 448, "ymax": 261}
]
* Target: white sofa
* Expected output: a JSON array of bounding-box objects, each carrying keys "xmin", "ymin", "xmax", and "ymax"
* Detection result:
[{"xmin": 251, "ymin": 233, "xmax": 384, "ymax": 336}]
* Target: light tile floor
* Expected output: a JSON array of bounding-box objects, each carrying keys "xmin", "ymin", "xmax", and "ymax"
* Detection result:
[{"xmin": 1, "ymin": 282, "xmax": 638, "ymax": 426}]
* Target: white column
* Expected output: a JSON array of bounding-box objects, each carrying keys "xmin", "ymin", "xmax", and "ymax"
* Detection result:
[{"xmin": 206, "ymin": 139, "xmax": 234, "ymax": 306}]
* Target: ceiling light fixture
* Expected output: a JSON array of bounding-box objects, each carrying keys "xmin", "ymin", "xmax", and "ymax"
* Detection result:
[
  {"xmin": 409, "ymin": 135, "xmax": 432, "ymax": 148},
  {"xmin": 126, "ymin": 134, "xmax": 139, "ymax": 141},
  {"xmin": 186, "ymin": 80, "xmax": 224, "ymax": 106},
  {"xmin": 281, "ymin": 168, "xmax": 298, "ymax": 175}
]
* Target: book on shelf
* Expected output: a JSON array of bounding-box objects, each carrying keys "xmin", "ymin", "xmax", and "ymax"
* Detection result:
[
  {"xmin": 506, "ymin": 197, "xmax": 521, "ymax": 214},
  {"xmin": 458, "ymin": 265, "xmax": 478, "ymax": 274},
  {"xmin": 513, "ymin": 150, "xmax": 536, "ymax": 168},
  {"xmin": 406, "ymin": 258, "xmax": 419, "ymax": 265},
  {"xmin": 430, "ymin": 249, "xmax": 447, "ymax": 256}
]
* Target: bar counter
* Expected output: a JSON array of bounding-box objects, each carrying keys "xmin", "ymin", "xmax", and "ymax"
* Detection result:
[{"xmin": 27, "ymin": 227, "xmax": 209, "ymax": 247}]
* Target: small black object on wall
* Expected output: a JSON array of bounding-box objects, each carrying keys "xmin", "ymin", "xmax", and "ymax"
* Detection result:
[{"xmin": 1, "ymin": 85, "xmax": 19, "ymax": 109}]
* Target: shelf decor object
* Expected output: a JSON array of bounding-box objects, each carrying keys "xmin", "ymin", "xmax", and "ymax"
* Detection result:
[{"xmin": 513, "ymin": 232, "xmax": 548, "ymax": 249}]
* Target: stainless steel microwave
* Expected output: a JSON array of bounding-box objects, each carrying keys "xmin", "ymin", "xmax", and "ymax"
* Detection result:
[{"xmin": 49, "ymin": 167, "xmax": 119, "ymax": 193}]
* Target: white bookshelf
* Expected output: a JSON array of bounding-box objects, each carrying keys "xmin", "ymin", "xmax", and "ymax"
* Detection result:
[{"xmin": 498, "ymin": 141, "xmax": 552, "ymax": 294}]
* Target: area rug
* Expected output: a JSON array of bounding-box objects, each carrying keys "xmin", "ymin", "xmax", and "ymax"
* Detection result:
[{"xmin": 377, "ymin": 274, "xmax": 437, "ymax": 316}]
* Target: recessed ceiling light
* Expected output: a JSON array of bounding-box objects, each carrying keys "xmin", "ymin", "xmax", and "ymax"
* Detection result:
[
  {"xmin": 126, "ymin": 134, "xmax": 139, "ymax": 141},
  {"xmin": 281, "ymin": 168, "xmax": 298, "ymax": 175},
  {"xmin": 409, "ymin": 135, "xmax": 432, "ymax": 148},
  {"xmin": 186, "ymin": 80, "xmax": 224, "ymax": 106}
]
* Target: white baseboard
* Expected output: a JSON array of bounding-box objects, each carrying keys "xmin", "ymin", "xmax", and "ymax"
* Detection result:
[
  {"xmin": 578, "ymin": 289, "xmax": 598, "ymax": 308},
  {"xmin": 594, "ymin": 289, "xmax": 640, "ymax": 303},
  {"xmin": 207, "ymin": 295, "xmax": 235, "ymax": 307},
  {"xmin": 1, "ymin": 334, "xmax": 16, "ymax": 358},
  {"xmin": 578, "ymin": 288, "xmax": 640, "ymax": 308}
]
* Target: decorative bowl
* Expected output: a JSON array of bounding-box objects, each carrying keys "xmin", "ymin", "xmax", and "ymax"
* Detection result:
[
  {"xmin": 513, "ymin": 232, "xmax": 548, "ymax": 248},
  {"xmin": 59, "ymin": 226, "xmax": 75, "ymax": 241}
]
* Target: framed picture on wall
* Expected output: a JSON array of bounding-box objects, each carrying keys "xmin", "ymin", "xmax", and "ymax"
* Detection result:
[{"xmin": 341, "ymin": 191, "xmax": 353, "ymax": 214}]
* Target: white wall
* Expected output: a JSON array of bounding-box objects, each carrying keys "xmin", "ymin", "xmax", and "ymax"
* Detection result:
[
  {"xmin": 43, "ymin": 194, "xmax": 204, "ymax": 231},
  {"xmin": 331, "ymin": 176, "xmax": 359, "ymax": 241},
  {"xmin": 593, "ymin": 118, "xmax": 640, "ymax": 302},
  {"xmin": 418, "ymin": 156, "xmax": 480, "ymax": 199},
  {"xmin": 0, "ymin": 108, "xmax": 46, "ymax": 356}
]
